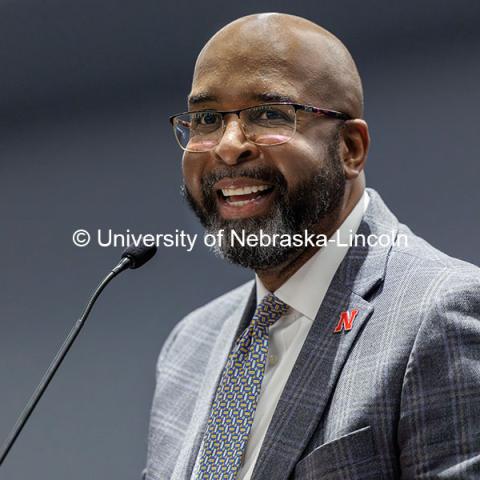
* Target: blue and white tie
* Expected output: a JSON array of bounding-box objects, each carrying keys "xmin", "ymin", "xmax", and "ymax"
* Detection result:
[{"xmin": 196, "ymin": 293, "xmax": 288, "ymax": 479}]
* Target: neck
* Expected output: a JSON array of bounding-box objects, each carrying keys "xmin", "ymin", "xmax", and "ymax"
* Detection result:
[{"xmin": 256, "ymin": 185, "xmax": 364, "ymax": 292}]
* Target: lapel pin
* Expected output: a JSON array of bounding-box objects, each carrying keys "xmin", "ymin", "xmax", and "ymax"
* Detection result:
[{"xmin": 334, "ymin": 309, "xmax": 359, "ymax": 333}]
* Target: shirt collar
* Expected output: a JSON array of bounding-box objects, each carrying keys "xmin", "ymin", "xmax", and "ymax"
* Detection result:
[{"xmin": 256, "ymin": 190, "xmax": 370, "ymax": 320}]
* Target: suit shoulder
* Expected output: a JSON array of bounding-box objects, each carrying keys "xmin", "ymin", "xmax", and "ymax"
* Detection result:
[
  {"xmin": 154, "ymin": 280, "xmax": 254, "ymax": 371},
  {"xmin": 177, "ymin": 279, "xmax": 254, "ymax": 330},
  {"xmin": 382, "ymin": 222, "xmax": 480, "ymax": 335},
  {"xmin": 390, "ymin": 222, "xmax": 480, "ymax": 284}
]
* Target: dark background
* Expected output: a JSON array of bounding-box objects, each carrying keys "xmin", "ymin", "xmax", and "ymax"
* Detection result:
[{"xmin": 1, "ymin": 1, "xmax": 479, "ymax": 478}]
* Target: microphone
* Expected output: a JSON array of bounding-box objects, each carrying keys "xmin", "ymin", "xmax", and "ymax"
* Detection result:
[
  {"xmin": 120, "ymin": 244, "xmax": 158, "ymax": 270},
  {"xmin": 0, "ymin": 244, "xmax": 157, "ymax": 466}
]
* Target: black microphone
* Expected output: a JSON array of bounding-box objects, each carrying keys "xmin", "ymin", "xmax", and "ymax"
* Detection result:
[
  {"xmin": 120, "ymin": 244, "xmax": 158, "ymax": 270},
  {"xmin": 0, "ymin": 244, "xmax": 157, "ymax": 466}
]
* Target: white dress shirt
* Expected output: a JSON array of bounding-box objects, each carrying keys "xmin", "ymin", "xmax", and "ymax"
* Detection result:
[{"xmin": 237, "ymin": 190, "xmax": 369, "ymax": 479}]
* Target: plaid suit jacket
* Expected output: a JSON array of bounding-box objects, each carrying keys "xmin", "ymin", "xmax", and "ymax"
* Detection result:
[{"xmin": 144, "ymin": 188, "xmax": 480, "ymax": 479}]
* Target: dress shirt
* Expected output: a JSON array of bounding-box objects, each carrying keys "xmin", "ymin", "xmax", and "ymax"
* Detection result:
[{"xmin": 236, "ymin": 190, "xmax": 369, "ymax": 479}]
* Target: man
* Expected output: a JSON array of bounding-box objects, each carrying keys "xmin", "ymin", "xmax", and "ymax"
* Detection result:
[{"xmin": 144, "ymin": 13, "xmax": 480, "ymax": 480}]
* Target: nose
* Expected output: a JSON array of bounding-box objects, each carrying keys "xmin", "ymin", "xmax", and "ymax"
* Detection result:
[{"xmin": 213, "ymin": 114, "xmax": 259, "ymax": 165}]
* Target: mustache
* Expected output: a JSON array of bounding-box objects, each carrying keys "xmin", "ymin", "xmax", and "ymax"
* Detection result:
[
  {"xmin": 201, "ymin": 165, "xmax": 288, "ymax": 193},
  {"xmin": 181, "ymin": 165, "xmax": 289, "ymax": 229}
]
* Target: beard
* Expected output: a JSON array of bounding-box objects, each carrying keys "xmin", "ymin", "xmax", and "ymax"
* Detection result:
[{"xmin": 182, "ymin": 130, "xmax": 346, "ymax": 270}]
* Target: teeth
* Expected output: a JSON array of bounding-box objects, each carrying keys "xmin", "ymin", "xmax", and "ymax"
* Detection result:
[
  {"xmin": 221, "ymin": 185, "xmax": 270, "ymax": 196},
  {"xmin": 227, "ymin": 199, "xmax": 253, "ymax": 206}
]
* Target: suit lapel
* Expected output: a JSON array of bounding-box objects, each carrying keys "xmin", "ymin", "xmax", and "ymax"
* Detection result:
[
  {"xmin": 252, "ymin": 188, "xmax": 399, "ymax": 480},
  {"xmin": 251, "ymin": 278, "xmax": 373, "ymax": 480},
  {"xmin": 171, "ymin": 283, "xmax": 257, "ymax": 480}
]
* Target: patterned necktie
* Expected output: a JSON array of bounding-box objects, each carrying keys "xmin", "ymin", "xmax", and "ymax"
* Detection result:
[{"xmin": 196, "ymin": 293, "xmax": 288, "ymax": 480}]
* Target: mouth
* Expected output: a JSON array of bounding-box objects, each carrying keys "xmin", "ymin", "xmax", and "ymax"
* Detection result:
[{"xmin": 214, "ymin": 179, "xmax": 276, "ymax": 219}]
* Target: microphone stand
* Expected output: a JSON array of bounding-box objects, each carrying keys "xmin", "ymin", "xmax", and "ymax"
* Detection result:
[{"xmin": 0, "ymin": 257, "xmax": 131, "ymax": 466}]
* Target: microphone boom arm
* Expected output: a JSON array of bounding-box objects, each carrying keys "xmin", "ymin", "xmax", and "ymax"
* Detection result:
[{"xmin": 0, "ymin": 256, "xmax": 132, "ymax": 466}]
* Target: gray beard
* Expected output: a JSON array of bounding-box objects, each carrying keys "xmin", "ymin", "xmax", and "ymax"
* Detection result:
[
  {"xmin": 208, "ymin": 200, "xmax": 298, "ymax": 270},
  {"xmin": 182, "ymin": 130, "xmax": 345, "ymax": 270}
]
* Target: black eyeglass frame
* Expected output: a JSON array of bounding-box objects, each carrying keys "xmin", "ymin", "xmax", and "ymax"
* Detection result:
[{"xmin": 169, "ymin": 102, "xmax": 353, "ymax": 151}]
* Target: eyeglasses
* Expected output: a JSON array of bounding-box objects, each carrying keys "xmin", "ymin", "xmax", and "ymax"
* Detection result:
[{"xmin": 169, "ymin": 102, "xmax": 351, "ymax": 152}]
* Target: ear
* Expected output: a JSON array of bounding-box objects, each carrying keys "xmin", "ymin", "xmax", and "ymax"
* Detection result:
[{"xmin": 339, "ymin": 119, "xmax": 370, "ymax": 180}]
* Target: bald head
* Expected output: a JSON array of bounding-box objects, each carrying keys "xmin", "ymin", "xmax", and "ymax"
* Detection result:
[{"xmin": 191, "ymin": 13, "xmax": 364, "ymax": 118}]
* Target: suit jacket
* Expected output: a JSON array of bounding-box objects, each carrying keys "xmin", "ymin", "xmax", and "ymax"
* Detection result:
[{"xmin": 144, "ymin": 188, "xmax": 480, "ymax": 479}]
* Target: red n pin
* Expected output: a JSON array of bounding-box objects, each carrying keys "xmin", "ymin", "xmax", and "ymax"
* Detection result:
[{"xmin": 334, "ymin": 309, "xmax": 359, "ymax": 333}]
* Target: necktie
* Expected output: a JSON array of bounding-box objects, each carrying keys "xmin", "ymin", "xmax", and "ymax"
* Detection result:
[{"xmin": 196, "ymin": 293, "xmax": 288, "ymax": 479}]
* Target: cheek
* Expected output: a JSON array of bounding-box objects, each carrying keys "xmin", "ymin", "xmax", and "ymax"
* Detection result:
[
  {"xmin": 270, "ymin": 140, "xmax": 327, "ymax": 189},
  {"xmin": 182, "ymin": 154, "xmax": 205, "ymax": 199}
]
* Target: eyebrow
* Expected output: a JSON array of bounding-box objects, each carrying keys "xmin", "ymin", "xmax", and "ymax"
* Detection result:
[
  {"xmin": 188, "ymin": 92, "xmax": 217, "ymax": 106},
  {"xmin": 253, "ymin": 92, "xmax": 297, "ymax": 104},
  {"xmin": 187, "ymin": 91, "xmax": 297, "ymax": 107}
]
